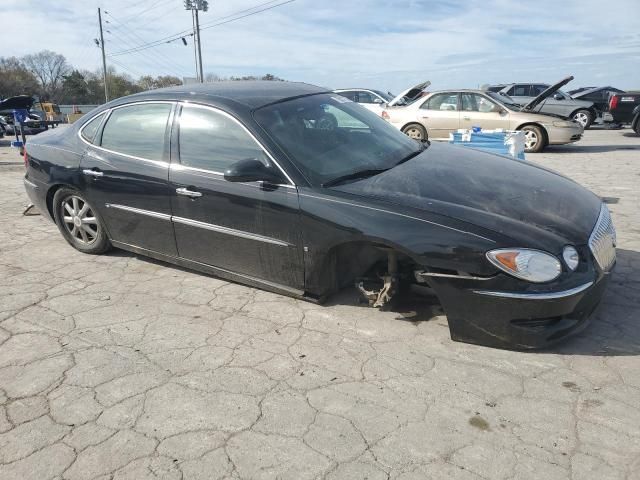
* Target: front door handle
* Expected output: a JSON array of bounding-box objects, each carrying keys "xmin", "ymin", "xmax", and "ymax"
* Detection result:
[
  {"xmin": 463, "ymin": 116, "xmax": 471, "ymax": 121},
  {"xmin": 176, "ymin": 187, "xmax": 202, "ymax": 198},
  {"xmin": 82, "ymin": 169, "xmax": 104, "ymax": 177}
]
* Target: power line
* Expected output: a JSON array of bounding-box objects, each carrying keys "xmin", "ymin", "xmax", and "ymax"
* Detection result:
[
  {"xmin": 104, "ymin": 11, "xmax": 191, "ymax": 78},
  {"xmin": 108, "ymin": 0, "xmax": 295, "ymax": 57}
]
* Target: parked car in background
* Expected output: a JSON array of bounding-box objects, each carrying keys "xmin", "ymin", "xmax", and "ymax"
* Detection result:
[
  {"xmin": 22, "ymin": 81, "xmax": 614, "ymax": 349},
  {"xmin": 608, "ymin": 92, "xmax": 640, "ymax": 129},
  {"xmin": 382, "ymin": 83, "xmax": 583, "ymax": 152},
  {"xmin": 335, "ymin": 81, "xmax": 430, "ymax": 115},
  {"xmin": 487, "ymin": 78, "xmax": 597, "ymax": 128},
  {"xmin": 567, "ymin": 86, "xmax": 625, "ymax": 116},
  {"xmin": 0, "ymin": 95, "xmax": 48, "ymax": 135}
]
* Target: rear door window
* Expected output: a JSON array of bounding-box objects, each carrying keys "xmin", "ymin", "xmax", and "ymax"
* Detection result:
[
  {"xmin": 508, "ymin": 85, "xmax": 531, "ymax": 97},
  {"xmin": 337, "ymin": 91, "xmax": 356, "ymax": 101},
  {"xmin": 100, "ymin": 103, "xmax": 172, "ymax": 160},
  {"xmin": 421, "ymin": 93, "xmax": 459, "ymax": 111}
]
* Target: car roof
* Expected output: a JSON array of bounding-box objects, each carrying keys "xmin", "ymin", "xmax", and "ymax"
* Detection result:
[
  {"xmin": 108, "ymin": 81, "xmax": 330, "ymax": 110},
  {"xmin": 428, "ymin": 89, "xmax": 494, "ymax": 94}
]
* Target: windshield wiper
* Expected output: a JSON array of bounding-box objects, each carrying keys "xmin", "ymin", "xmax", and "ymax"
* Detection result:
[
  {"xmin": 394, "ymin": 143, "xmax": 428, "ymax": 167},
  {"xmin": 322, "ymin": 168, "xmax": 389, "ymax": 188}
]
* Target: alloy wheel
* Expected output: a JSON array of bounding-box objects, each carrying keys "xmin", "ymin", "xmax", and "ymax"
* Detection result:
[
  {"xmin": 61, "ymin": 195, "xmax": 99, "ymax": 245},
  {"xmin": 524, "ymin": 130, "xmax": 538, "ymax": 150},
  {"xmin": 573, "ymin": 111, "xmax": 590, "ymax": 128}
]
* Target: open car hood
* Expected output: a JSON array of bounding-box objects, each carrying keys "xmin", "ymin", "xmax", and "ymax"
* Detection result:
[
  {"xmin": 521, "ymin": 76, "xmax": 574, "ymax": 111},
  {"xmin": 0, "ymin": 95, "xmax": 34, "ymax": 111},
  {"xmin": 387, "ymin": 80, "xmax": 431, "ymax": 106}
]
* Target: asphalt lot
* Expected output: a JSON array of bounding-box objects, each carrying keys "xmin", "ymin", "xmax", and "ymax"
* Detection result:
[{"xmin": 0, "ymin": 128, "xmax": 639, "ymax": 480}]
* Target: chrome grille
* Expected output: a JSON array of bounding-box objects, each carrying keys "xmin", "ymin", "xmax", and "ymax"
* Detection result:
[{"xmin": 588, "ymin": 204, "xmax": 616, "ymax": 271}]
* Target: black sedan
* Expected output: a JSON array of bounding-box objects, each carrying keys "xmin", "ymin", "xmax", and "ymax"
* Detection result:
[{"xmin": 22, "ymin": 81, "xmax": 616, "ymax": 349}]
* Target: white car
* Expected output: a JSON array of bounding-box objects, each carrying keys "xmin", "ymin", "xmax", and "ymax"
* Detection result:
[{"xmin": 334, "ymin": 81, "xmax": 431, "ymax": 116}]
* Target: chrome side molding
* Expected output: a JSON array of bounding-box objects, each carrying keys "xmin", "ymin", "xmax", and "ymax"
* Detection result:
[
  {"xmin": 172, "ymin": 216, "xmax": 292, "ymax": 247},
  {"xmin": 105, "ymin": 203, "xmax": 292, "ymax": 247},
  {"xmin": 105, "ymin": 203, "xmax": 172, "ymax": 221},
  {"xmin": 472, "ymin": 281, "xmax": 594, "ymax": 300}
]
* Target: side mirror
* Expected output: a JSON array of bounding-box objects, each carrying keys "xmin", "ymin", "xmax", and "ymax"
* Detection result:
[
  {"xmin": 553, "ymin": 93, "xmax": 563, "ymax": 100},
  {"xmin": 372, "ymin": 98, "xmax": 383, "ymax": 104},
  {"xmin": 224, "ymin": 158, "xmax": 284, "ymax": 184}
]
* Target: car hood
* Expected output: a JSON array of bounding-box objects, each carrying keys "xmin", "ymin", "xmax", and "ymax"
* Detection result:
[
  {"xmin": 388, "ymin": 80, "xmax": 431, "ymax": 106},
  {"xmin": 0, "ymin": 95, "xmax": 34, "ymax": 111},
  {"xmin": 331, "ymin": 143, "xmax": 602, "ymax": 249},
  {"xmin": 521, "ymin": 76, "xmax": 574, "ymax": 111}
]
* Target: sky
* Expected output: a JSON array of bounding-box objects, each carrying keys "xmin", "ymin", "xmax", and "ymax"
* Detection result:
[{"xmin": 3, "ymin": 0, "xmax": 640, "ymax": 93}]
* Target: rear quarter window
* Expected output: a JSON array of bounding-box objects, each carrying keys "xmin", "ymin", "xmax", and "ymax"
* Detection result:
[{"xmin": 80, "ymin": 113, "xmax": 106, "ymax": 144}]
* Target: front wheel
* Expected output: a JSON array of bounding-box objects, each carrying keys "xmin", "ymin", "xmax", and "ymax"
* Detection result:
[
  {"xmin": 401, "ymin": 123, "xmax": 428, "ymax": 141},
  {"xmin": 53, "ymin": 188, "xmax": 111, "ymax": 254},
  {"xmin": 520, "ymin": 125, "xmax": 546, "ymax": 153},
  {"xmin": 572, "ymin": 109, "xmax": 593, "ymax": 129}
]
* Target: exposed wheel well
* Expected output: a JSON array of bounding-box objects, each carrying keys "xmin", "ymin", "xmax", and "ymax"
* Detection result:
[
  {"xmin": 46, "ymin": 184, "xmax": 72, "ymax": 220},
  {"xmin": 516, "ymin": 123, "xmax": 548, "ymax": 146},
  {"xmin": 315, "ymin": 241, "xmax": 420, "ymax": 295}
]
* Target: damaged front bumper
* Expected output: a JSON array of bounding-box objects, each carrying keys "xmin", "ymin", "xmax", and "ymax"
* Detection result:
[{"xmin": 419, "ymin": 267, "xmax": 611, "ymax": 349}]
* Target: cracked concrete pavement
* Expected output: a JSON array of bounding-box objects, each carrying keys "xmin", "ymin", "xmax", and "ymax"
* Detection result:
[{"xmin": 1, "ymin": 128, "xmax": 639, "ymax": 479}]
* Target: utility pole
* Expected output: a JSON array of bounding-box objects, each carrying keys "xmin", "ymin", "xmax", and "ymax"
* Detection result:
[
  {"xmin": 97, "ymin": 8, "xmax": 109, "ymax": 102},
  {"xmin": 195, "ymin": 8, "xmax": 204, "ymax": 83},
  {"xmin": 184, "ymin": 0, "xmax": 208, "ymax": 83},
  {"xmin": 191, "ymin": 10, "xmax": 199, "ymax": 81}
]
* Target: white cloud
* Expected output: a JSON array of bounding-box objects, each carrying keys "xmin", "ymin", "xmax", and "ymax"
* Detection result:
[{"xmin": 3, "ymin": 0, "xmax": 639, "ymax": 91}]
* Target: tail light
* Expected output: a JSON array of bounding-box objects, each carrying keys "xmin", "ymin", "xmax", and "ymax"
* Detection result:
[
  {"xmin": 609, "ymin": 95, "xmax": 619, "ymax": 111},
  {"xmin": 381, "ymin": 111, "xmax": 390, "ymax": 120}
]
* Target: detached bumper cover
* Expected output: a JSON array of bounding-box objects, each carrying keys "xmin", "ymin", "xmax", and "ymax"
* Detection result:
[{"xmin": 426, "ymin": 268, "xmax": 611, "ymax": 349}]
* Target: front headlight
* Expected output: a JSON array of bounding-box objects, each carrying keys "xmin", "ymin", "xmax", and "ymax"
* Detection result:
[
  {"xmin": 552, "ymin": 120, "xmax": 577, "ymax": 127},
  {"xmin": 487, "ymin": 248, "xmax": 561, "ymax": 283}
]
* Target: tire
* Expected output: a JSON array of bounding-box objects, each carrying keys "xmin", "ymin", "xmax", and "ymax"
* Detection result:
[
  {"xmin": 53, "ymin": 187, "xmax": 111, "ymax": 254},
  {"xmin": 401, "ymin": 123, "xmax": 428, "ymax": 141},
  {"xmin": 572, "ymin": 109, "xmax": 593, "ymax": 129},
  {"xmin": 520, "ymin": 125, "xmax": 546, "ymax": 153},
  {"xmin": 633, "ymin": 115, "xmax": 640, "ymax": 135}
]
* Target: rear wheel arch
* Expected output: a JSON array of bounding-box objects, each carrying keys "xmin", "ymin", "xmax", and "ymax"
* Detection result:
[{"xmin": 46, "ymin": 184, "xmax": 70, "ymax": 220}]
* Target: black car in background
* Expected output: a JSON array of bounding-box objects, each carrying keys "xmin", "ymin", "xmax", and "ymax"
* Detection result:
[
  {"xmin": 608, "ymin": 92, "xmax": 640, "ymax": 132},
  {"xmin": 22, "ymin": 82, "xmax": 615, "ymax": 349},
  {"xmin": 567, "ymin": 86, "xmax": 626, "ymax": 114}
]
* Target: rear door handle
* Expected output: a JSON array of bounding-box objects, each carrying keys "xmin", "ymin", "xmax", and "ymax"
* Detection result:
[
  {"xmin": 82, "ymin": 169, "xmax": 103, "ymax": 177},
  {"xmin": 176, "ymin": 187, "xmax": 202, "ymax": 198},
  {"xmin": 463, "ymin": 116, "xmax": 471, "ymax": 121}
]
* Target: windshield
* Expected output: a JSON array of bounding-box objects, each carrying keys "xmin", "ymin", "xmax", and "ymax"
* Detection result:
[
  {"xmin": 254, "ymin": 93, "xmax": 424, "ymax": 186},
  {"xmin": 486, "ymin": 91, "xmax": 522, "ymax": 110}
]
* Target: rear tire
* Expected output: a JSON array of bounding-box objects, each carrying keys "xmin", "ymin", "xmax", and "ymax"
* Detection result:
[
  {"xmin": 572, "ymin": 109, "xmax": 593, "ymax": 129},
  {"xmin": 53, "ymin": 187, "xmax": 111, "ymax": 254},
  {"xmin": 520, "ymin": 125, "xmax": 546, "ymax": 153},
  {"xmin": 401, "ymin": 123, "xmax": 428, "ymax": 141}
]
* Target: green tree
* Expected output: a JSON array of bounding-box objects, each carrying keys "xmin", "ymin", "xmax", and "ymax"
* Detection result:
[{"xmin": 62, "ymin": 70, "xmax": 90, "ymax": 104}]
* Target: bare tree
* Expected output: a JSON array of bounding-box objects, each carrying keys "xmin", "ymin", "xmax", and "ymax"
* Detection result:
[
  {"xmin": 22, "ymin": 50, "xmax": 71, "ymax": 101},
  {"xmin": 0, "ymin": 57, "xmax": 40, "ymax": 98}
]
